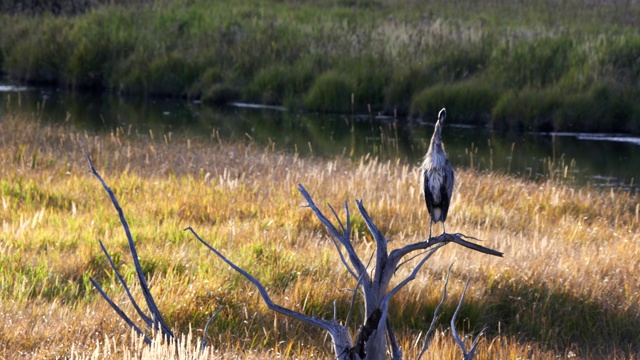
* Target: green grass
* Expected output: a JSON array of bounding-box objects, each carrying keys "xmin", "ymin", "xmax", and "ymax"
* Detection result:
[
  {"xmin": 1, "ymin": 106, "xmax": 640, "ymax": 358},
  {"xmin": 1, "ymin": 0, "xmax": 640, "ymax": 132}
]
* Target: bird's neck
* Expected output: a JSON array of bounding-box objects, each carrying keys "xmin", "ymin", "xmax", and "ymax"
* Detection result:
[{"xmin": 428, "ymin": 123, "xmax": 444, "ymax": 151}]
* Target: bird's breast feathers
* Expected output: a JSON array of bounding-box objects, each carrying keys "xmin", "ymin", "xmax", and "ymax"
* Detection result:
[{"xmin": 426, "ymin": 168, "xmax": 444, "ymax": 203}]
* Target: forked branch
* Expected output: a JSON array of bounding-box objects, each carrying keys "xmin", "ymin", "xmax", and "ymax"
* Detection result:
[
  {"xmin": 87, "ymin": 154, "xmax": 224, "ymax": 347},
  {"xmin": 87, "ymin": 153, "xmax": 173, "ymax": 341}
]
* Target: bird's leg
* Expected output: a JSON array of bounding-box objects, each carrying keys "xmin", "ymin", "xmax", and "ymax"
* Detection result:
[
  {"xmin": 428, "ymin": 221, "xmax": 433, "ymax": 240},
  {"xmin": 442, "ymin": 222, "xmax": 447, "ymax": 236}
]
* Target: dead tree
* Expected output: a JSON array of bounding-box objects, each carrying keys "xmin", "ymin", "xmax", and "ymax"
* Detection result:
[
  {"xmin": 189, "ymin": 184, "xmax": 502, "ymax": 359},
  {"xmin": 86, "ymin": 155, "xmax": 502, "ymax": 359}
]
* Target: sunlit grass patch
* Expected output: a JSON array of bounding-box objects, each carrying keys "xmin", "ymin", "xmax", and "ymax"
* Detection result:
[{"xmin": 1, "ymin": 111, "xmax": 639, "ymax": 358}]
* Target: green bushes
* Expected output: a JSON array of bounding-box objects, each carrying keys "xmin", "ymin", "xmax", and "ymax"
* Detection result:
[
  {"xmin": 2, "ymin": 0, "xmax": 640, "ymax": 133},
  {"xmin": 3, "ymin": 16, "xmax": 70, "ymax": 84},
  {"xmin": 602, "ymin": 36, "xmax": 640, "ymax": 87},
  {"xmin": 555, "ymin": 83, "xmax": 640, "ymax": 133},
  {"xmin": 303, "ymin": 71, "xmax": 355, "ymax": 113},
  {"xmin": 492, "ymin": 87, "xmax": 562, "ymax": 131},
  {"xmin": 491, "ymin": 37, "xmax": 577, "ymax": 89},
  {"xmin": 385, "ymin": 65, "xmax": 434, "ymax": 113},
  {"xmin": 491, "ymin": 83, "xmax": 640, "ymax": 133},
  {"xmin": 412, "ymin": 79, "xmax": 499, "ymax": 124},
  {"xmin": 245, "ymin": 59, "xmax": 318, "ymax": 106}
]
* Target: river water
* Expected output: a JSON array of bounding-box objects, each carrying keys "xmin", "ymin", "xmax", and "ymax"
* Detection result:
[{"xmin": 1, "ymin": 84, "xmax": 638, "ymax": 193}]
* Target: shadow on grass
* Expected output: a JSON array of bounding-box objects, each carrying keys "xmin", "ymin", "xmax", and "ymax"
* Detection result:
[
  {"xmin": 384, "ymin": 271, "xmax": 639, "ymax": 357},
  {"xmin": 389, "ymin": 272, "xmax": 634, "ymax": 358},
  {"xmin": 481, "ymin": 276, "xmax": 639, "ymax": 357}
]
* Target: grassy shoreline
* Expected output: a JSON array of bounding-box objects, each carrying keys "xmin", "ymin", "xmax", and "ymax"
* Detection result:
[
  {"xmin": 1, "ymin": 0, "xmax": 640, "ymax": 133},
  {"xmin": 1, "ymin": 108, "xmax": 639, "ymax": 358}
]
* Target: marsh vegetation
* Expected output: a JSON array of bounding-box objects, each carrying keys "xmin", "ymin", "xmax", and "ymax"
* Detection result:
[{"xmin": 1, "ymin": 0, "xmax": 640, "ymax": 132}]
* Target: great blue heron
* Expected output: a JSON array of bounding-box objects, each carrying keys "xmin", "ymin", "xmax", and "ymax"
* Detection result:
[{"xmin": 420, "ymin": 108, "xmax": 454, "ymax": 238}]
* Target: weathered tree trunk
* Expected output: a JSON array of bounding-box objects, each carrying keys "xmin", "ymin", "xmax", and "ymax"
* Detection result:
[{"xmin": 298, "ymin": 186, "xmax": 501, "ymax": 358}]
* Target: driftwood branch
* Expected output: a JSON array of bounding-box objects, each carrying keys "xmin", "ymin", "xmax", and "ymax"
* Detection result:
[
  {"xmin": 386, "ymin": 317, "xmax": 402, "ymax": 360},
  {"xmin": 389, "ymin": 233, "xmax": 502, "ymax": 271},
  {"xmin": 451, "ymin": 280, "xmax": 488, "ymax": 360},
  {"xmin": 298, "ymin": 185, "xmax": 369, "ymax": 285},
  {"xmin": 185, "ymin": 226, "xmax": 356, "ymax": 359},
  {"xmin": 201, "ymin": 306, "xmax": 225, "ymax": 349},
  {"xmin": 377, "ymin": 244, "xmax": 445, "ymax": 358},
  {"xmin": 95, "ymin": 239, "xmax": 154, "ymax": 329},
  {"xmin": 86, "ymin": 153, "xmax": 174, "ymax": 341},
  {"xmin": 88, "ymin": 276, "xmax": 152, "ymax": 344},
  {"xmin": 87, "ymin": 154, "xmax": 222, "ymax": 349},
  {"xmin": 417, "ymin": 264, "xmax": 453, "ymax": 359}
]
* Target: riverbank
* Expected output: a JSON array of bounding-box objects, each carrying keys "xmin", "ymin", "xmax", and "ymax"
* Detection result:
[
  {"xmin": 1, "ymin": 110, "xmax": 639, "ymax": 358},
  {"xmin": 1, "ymin": 0, "xmax": 639, "ymax": 133}
]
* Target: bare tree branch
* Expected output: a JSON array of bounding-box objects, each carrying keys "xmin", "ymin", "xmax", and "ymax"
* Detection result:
[
  {"xmin": 89, "ymin": 277, "xmax": 152, "ymax": 345},
  {"xmin": 372, "ymin": 244, "xmax": 444, "ymax": 359},
  {"xmin": 328, "ymin": 233, "xmax": 358, "ymax": 280},
  {"xmin": 417, "ymin": 264, "xmax": 453, "ymax": 360},
  {"xmin": 327, "ymin": 202, "xmax": 349, "ymax": 237},
  {"xmin": 185, "ymin": 226, "xmax": 356, "ymax": 359},
  {"xmin": 389, "ymin": 233, "xmax": 502, "ymax": 274},
  {"xmin": 201, "ymin": 306, "xmax": 225, "ymax": 350},
  {"xmin": 451, "ymin": 279, "xmax": 488, "ymax": 360},
  {"xmin": 345, "ymin": 271, "xmax": 366, "ymax": 330},
  {"xmin": 383, "ymin": 244, "xmax": 444, "ymax": 306},
  {"xmin": 386, "ymin": 317, "xmax": 402, "ymax": 360},
  {"xmin": 95, "ymin": 239, "xmax": 153, "ymax": 328},
  {"xmin": 298, "ymin": 184, "xmax": 369, "ymax": 284},
  {"xmin": 297, "ymin": 184, "xmax": 502, "ymax": 359},
  {"xmin": 355, "ymin": 200, "xmax": 388, "ymax": 289},
  {"xmin": 86, "ymin": 153, "xmax": 173, "ymax": 340},
  {"xmin": 183, "ymin": 180, "xmax": 503, "ymax": 359},
  {"xmin": 351, "ymin": 308, "xmax": 382, "ymax": 359}
]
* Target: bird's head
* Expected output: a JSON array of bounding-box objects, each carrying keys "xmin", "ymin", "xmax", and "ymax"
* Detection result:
[{"xmin": 438, "ymin": 108, "xmax": 447, "ymax": 124}]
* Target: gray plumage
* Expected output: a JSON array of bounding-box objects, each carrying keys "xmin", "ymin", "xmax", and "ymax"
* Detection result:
[{"xmin": 420, "ymin": 108, "xmax": 455, "ymax": 237}]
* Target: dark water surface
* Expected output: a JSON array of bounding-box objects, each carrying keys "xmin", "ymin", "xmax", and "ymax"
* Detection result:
[{"xmin": 2, "ymin": 85, "xmax": 638, "ymax": 193}]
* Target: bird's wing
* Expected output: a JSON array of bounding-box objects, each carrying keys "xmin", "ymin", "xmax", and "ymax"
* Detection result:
[
  {"xmin": 445, "ymin": 161, "xmax": 455, "ymax": 199},
  {"xmin": 423, "ymin": 169, "xmax": 435, "ymax": 217},
  {"xmin": 440, "ymin": 162, "xmax": 455, "ymax": 222}
]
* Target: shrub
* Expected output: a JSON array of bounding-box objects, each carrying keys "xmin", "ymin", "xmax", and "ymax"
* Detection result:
[
  {"xmin": 602, "ymin": 35, "xmax": 640, "ymax": 87},
  {"xmin": 65, "ymin": 13, "xmax": 135, "ymax": 89},
  {"xmin": 491, "ymin": 87, "xmax": 562, "ymax": 131},
  {"xmin": 3, "ymin": 16, "xmax": 70, "ymax": 84},
  {"xmin": 342, "ymin": 55, "xmax": 391, "ymax": 113},
  {"xmin": 147, "ymin": 52, "xmax": 202, "ymax": 96},
  {"xmin": 385, "ymin": 65, "xmax": 434, "ymax": 114},
  {"xmin": 303, "ymin": 70, "xmax": 355, "ymax": 113},
  {"xmin": 411, "ymin": 79, "xmax": 499, "ymax": 124},
  {"xmin": 555, "ymin": 83, "xmax": 638, "ymax": 133},
  {"xmin": 109, "ymin": 50, "xmax": 151, "ymax": 95},
  {"xmin": 491, "ymin": 36, "xmax": 576, "ymax": 88},
  {"xmin": 245, "ymin": 60, "xmax": 317, "ymax": 106}
]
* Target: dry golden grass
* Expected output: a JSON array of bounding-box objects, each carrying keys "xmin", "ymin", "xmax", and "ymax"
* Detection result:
[{"xmin": 1, "ymin": 110, "xmax": 639, "ymax": 359}]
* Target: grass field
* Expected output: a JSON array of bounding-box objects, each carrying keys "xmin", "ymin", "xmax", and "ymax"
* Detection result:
[
  {"xmin": 1, "ymin": 0, "xmax": 640, "ymax": 132},
  {"xmin": 1, "ymin": 103, "xmax": 639, "ymax": 358}
]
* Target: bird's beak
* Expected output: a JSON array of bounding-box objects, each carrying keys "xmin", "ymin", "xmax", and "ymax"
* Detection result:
[{"xmin": 438, "ymin": 108, "xmax": 446, "ymax": 123}]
